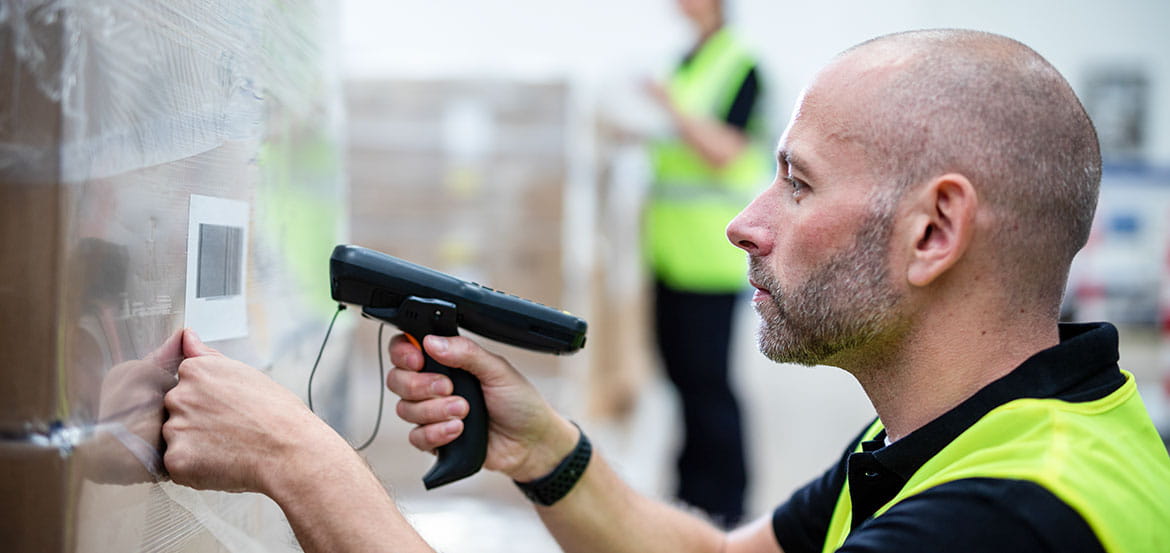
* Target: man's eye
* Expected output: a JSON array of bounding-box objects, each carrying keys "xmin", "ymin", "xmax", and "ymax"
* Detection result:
[{"xmin": 786, "ymin": 176, "xmax": 808, "ymax": 194}]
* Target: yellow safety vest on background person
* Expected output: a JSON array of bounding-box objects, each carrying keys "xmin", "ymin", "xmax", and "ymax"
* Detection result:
[
  {"xmin": 822, "ymin": 371, "xmax": 1170, "ymax": 553},
  {"xmin": 645, "ymin": 28, "xmax": 771, "ymax": 293}
]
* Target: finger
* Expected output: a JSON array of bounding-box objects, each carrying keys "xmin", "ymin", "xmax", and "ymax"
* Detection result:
[
  {"xmin": 388, "ymin": 334, "xmax": 424, "ymax": 371},
  {"xmin": 407, "ymin": 420, "xmax": 463, "ymax": 452},
  {"xmin": 175, "ymin": 357, "xmax": 204, "ymax": 383},
  {"xmin": 162, "ymin": 379, "xmax": 189, "ymax": 416},
  {"xmin": 395, "ymin": 396, "xmax": 468, "ymax": 426},
  {"xmin": 386, "ymin": 367, "xmax": 452, "ymax": 401},
  {"xmin": 144, "ymin": 327, "xmax": 186, "ymax": 367},
  {"xmin": 160, "ymin": 414, "xmax": 176, "ymax": 445},
  {"xmin": 181, "ymin": 328, "xmax": 223, "ymax": 359},
  {"xmin": 162, "ymin": 443, "xmax": 201, "ymax": 490},
  {"xmin": 420, "ymin": 335, "xmax": 516, "ymax": 388},
  {"xmin": 142, "ymin": 359, "xmax": 180, "ymax": 393},
  {"xmin": 159, "ymin": 410, "xmax": 185, "ymax": 469}
]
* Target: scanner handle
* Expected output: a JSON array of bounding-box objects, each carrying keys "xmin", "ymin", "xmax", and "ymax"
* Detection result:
[{"xmin": 371, "ymin": 297, "xmax": 488, "ymax": 489}]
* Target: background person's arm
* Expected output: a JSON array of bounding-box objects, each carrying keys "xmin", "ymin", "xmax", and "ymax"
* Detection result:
[{"xmin": 646, "ymin": 79, "xmax": 750, "ymax": 169}]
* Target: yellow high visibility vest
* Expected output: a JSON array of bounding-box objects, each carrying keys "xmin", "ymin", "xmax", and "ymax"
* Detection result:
[
  {"xmin": 822, "ymin": 371, "xmax": 1170, "ymax": 553},
  {"xmin": 645, "ymin": 28, "xmax": 770, "ymax": 293}
]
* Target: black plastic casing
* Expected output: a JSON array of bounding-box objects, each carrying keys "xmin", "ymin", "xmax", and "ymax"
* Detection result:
[{"xmin": 330, "ymin": 244, "xmax": 587, "ymax": 354}]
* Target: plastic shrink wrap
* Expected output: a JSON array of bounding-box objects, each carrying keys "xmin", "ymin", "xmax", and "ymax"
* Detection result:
[{"xmin": 0, "ymin": 1, "xmax": 349, "ymax": 551}]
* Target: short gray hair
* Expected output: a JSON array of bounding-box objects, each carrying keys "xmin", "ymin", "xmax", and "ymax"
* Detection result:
[{"xmin": 845, "ymin": 30, "xmax": 1101, "ymax": 314}]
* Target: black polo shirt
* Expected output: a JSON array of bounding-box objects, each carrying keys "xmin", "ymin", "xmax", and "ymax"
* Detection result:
[{"xmin": 772, "ymin": 322, "xmax": 1127, "ymax": 553}]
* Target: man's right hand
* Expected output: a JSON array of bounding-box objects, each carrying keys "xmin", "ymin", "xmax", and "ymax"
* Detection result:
[{"xmin": 386, "ymin": 334, "xmax": 579, "ymax": 483}]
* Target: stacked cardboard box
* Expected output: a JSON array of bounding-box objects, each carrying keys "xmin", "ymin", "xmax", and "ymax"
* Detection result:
[
  {"xmin": 345, "ymin": 78, "xmax": 576, "ymax": 378},
  {"xmin": 0, "ymin": 2, "xmax": 347, "ymax": 551}
]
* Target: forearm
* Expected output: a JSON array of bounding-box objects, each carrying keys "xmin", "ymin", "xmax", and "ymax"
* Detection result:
[
  {"xmin": 666, "ymin": 106, "xmax": 749, "ymax": 168},
  {"xmin": 383, "ymin": 335, "xmax": 759, "ymax": 553},
  {"xmin": 535, "ymin": 450, "xmax": 727, "ymax": 553},
  {"xmin": 266, "ymin": 428, "xmax": 434, "ymax": 553}
]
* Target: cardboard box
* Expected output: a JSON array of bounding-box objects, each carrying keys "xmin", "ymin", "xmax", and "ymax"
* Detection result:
[{"xmin": 0, "ymin": 2, "xmax": 347, "ymax": 551}]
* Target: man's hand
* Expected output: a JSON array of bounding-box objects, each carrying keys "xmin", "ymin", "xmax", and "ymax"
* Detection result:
[
  {"xmin": 387, "ymin": 334, "xmax": 579, "ymax": 482},
  {"xmin": 162, "ymin": 329, "xmax": 437, "ymax": 553},
  {"xmin": 79, "ymin": 328, "xmax": 184, "ymax": 484},
  {"xmin": 162, "ymin": 329, "xmax": 349, "ymax": 496}
]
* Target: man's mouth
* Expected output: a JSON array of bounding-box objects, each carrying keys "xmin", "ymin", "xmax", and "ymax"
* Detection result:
[
  {"xmin": 749, "ymin": 280, "xmax": 772, "ymax": 301},
  {"xmin": 748, "ymin": 258, "xmax": 777, "ymax": 302}
]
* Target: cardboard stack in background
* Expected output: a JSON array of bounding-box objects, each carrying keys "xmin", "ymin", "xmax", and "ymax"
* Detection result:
[
  {"xmin": 345, "ymin": 78, "xmax": 579, "ymax": 385},
  {"xmin": 345, "ymin": 78, "xmax": 662, "ymax": 428},
  {"xmin": 341, "ymin": 76, "xmax": 673, "ymax": 541},
  {"xmin": 0, "ymin": 2, "xmax": 348, "ymax": 551},
  {"xmin": 584, "ymin": 140, "xmax": 660, "ymax": 421},
  {"xmin": 344, "ymin": 77, "xmax": 672, "ymax": 501}
]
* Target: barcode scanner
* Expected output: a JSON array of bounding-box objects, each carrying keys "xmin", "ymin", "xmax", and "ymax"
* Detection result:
[{"xmin": 328, "ymin": 245, "xmax": 587, "ymax": 489}]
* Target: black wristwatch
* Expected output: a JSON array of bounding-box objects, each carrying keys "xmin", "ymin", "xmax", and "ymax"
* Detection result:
[{"xmin": 514, "ymin": 425, "xmax": 592, "ymax": 506}]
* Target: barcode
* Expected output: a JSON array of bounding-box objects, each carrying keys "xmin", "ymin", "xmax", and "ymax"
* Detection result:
[{"xmin": 196, "ymin": 224, "xmax": 243, "ymax": 299}]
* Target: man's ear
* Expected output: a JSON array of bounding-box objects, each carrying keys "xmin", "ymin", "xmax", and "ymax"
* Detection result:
[{"xmin": 905, "ymin": 174, "xmax": 977, "ymax": 288}]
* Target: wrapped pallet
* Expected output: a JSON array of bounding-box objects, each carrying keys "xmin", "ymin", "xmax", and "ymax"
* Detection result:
[{"xmin": 0, "ymin": 1, "xmax": 349, "ymax": 551}]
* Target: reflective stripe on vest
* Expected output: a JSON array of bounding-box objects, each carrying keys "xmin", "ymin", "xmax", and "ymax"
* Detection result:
[
  {"xmin": 822, "ymin": 371, "xmax": 1170, "ymax": 552},
  {"xmin": 645, "ymin": 28, "xmax": 770, "ymax": 292}
]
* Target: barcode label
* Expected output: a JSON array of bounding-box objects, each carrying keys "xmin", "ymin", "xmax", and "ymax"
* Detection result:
[
  {"xmin": 196, "ymin": 223, "xmax": 243, "ymax": 299},
  {"xmin": 185, "ymin": 195, "xmax": 249, "ymax": 341}
]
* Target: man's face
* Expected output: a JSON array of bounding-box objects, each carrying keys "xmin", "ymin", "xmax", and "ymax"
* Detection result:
[
  {"xmin": 746, "ymin": 201, "xmax": 903, "ymax": 366},
  {"xmin": 726, "ymin": 74, "xmax": 907, "ymax": 367},
  {"xmin": 676, "ymin": 0, "xmax": 721, "ymax": 24}
]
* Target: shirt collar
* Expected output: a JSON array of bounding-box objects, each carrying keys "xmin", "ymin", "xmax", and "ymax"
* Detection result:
[{"xmin": 865, "ymin": 322, "xmax": 1124, "ymax": 481}]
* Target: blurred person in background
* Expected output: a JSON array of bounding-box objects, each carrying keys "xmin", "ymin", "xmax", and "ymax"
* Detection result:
[
  {"xmin": 643, "ymin": 0, "xmax": 772, "ymax": 526},
  {"xmin": 163, "ymin": 29, "xmax": 1170, "ymax": 553}
]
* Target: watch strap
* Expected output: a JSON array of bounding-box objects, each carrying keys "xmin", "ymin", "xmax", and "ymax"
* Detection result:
[{"xmin": 514, "ymin": 425, "xmax": 592, "ymax": 506}]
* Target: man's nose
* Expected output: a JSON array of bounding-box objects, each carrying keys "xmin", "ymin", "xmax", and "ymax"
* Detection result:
[{"xmin": 726, "ymin": 193, "xmax": 772, "ymax": 257}]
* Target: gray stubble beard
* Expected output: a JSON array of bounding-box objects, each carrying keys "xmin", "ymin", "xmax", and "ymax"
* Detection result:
[{"xmin": 750, "ymin": 205, "xmax": 905, "ymax": 366}]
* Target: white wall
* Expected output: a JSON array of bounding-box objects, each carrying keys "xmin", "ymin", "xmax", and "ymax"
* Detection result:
[{"xmin": 341, "ymin": 0, "xmax": 1170, "ymax": 162}]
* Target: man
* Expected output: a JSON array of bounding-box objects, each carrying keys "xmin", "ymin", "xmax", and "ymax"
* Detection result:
[{"xmin": 164, "ymin": 29, "xmax": 1170, "ymax": 553}]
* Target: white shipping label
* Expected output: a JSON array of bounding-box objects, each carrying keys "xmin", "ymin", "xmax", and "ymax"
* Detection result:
[{"xmin": 184, "ymin": 195, "xmax": 249, "ymax": 341}]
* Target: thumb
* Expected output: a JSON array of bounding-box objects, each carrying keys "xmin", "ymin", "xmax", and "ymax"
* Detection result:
[
  {"xmin": 143, "ymin": 327, "xmax": 186, "ymax": 366},
  {"xmin": 182, "ymin": 328, "xmax": 223, "ymax": 358},
  {"xmin": 422, "ymin": 335, "xmax": 517, "ymax": 388}
]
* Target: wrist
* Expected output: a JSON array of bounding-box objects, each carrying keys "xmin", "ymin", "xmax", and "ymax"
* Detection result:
[
  {"xmin": 513, "ymin": 422, "xmax": 592, "ymax": 506},
  {"xmin": 260, "ymin": 416, "xmax": 355, "ymax": 502},
  {"xmin": 507, "ymin": 416, "xmax": 581, "ymax": 483}
]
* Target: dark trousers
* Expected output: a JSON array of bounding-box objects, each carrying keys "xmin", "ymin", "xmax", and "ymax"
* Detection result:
[{"xmin": 654, "ymin": 281, "xmax": 747, "ymax": 527}]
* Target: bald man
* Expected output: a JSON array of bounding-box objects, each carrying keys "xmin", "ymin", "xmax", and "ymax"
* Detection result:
[{"xmin": 163, "ymin": 29, "xmax": 1170, "ymax": 553}]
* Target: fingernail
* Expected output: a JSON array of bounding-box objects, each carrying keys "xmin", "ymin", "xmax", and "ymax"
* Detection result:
[
  {"xmin": 429, "ymin": 336, "xmax": 448, "ymax": 354},
  {"xmin": 446, "ymin": 400, "xmax": 464, "ymax": 417},
  {"xmin": 443, "ymin": 420, "xmax": 461, "ymax": 435},
  {"xmin": 431, "ymin": 380, "xmax": 451, "ymax": 395}
]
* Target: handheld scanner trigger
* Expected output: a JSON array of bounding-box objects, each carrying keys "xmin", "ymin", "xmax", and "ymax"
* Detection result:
[{"xmin": 362, "ymin": 297, "xmax": 489, "ymax": 489}]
